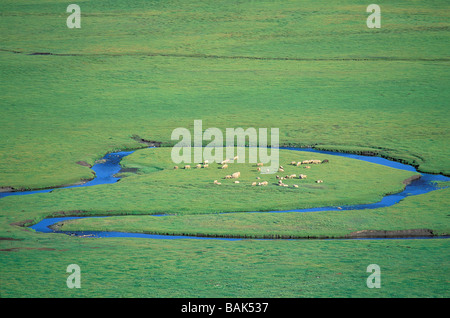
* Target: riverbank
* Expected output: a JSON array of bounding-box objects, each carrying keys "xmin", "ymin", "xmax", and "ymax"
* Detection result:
[{"xmin": 18, "ymin": 146, "xmax": 447, "ymax": 241}]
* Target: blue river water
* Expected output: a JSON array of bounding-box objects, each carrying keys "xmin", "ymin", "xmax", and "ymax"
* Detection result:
[
  {"xmin": 2, "ymin": 147, "xmax": 448, "ymax": 240},
  {"xmin": 0, "ymin": 150, "xmax": 135, "ymax": 199}
]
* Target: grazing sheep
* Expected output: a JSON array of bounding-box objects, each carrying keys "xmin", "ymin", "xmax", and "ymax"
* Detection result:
[
  {"xmin": 257, "ymin": 167, "xmax": 261, "ymax": 172},
  {"xmin": 304, "ymin": 166, "xmax": 311, "ymax": 169},
  {"xmin": 202, "ymin": 164, "xmax": 209, "ymax": 168},
  {"xmin": 251, "ymin": 182, "xmax": 257, "ymax": 186},
  {"xmin": 214, "ymin": 180, "xmax": 221, "ymax": 185},
  {"xmin": 296, "ymin": 162, "xmax": 302, "ymax": 166},
  {"xmin": 173, "ymin": 166, "xmax": 178, "ymax": 169},
  {"xmin": 196, "ymin": 164, "xmax": 202, "ymax": 169},
  {"xmin": 203, "ymin": 160, "xmax": 209, "ymax": 164},
  {"xmin": 224, "ymin": 175, "xmax": 232, "ymax": 179},
  {"xmin": 278, "ymin": 168, "xmax": 284, "ymax": 172},
  {"xmin": 231, "ymin": 172, "xmax": 241, "ymax": 178},
  {"xmin": 290, "ymin": 174, "xmax": 296, "ymax": 178},
  {"xmin": 221, "ymin": 159, "xmax": 230, "ymax": 165},
  {"xmin": 312, "ymin": 160, "xmax": 322, "ymax": 164},
  {"xmin": 279, "ymin": 165, "xmax": 284, "ymax": 169},
  {"xmin": 221, "ymin": 164, "xmax": 228, "ymax": 169},
  {"xmin": 276, "ymin": 175, "xmax": 280, "ymax": 179},
  {"xmin": 298, "ymin": 174, "xmax": 307, "ymax": 179},
  {"xmin": 291, "ymin": 161, "xmax": 297, "ymax": 165},
  {"xmin": 257, "ymin": 162, "xmax": 264, "ymax": 166},
  {"xmin": 233, "ymin": 155, "xmax": 239, "ymax": 161},
  {"xmin": 261, "ymin": 181, "xmax": 268, "ymax": 186},
  {"xmin": 322, "ymin": 159, "xmax": 329, "ymax": 164},
  {"xmin": 234, "ymin": 181, "xmax": 240, "ymax": 184},
  {"xmin": 184, "ymin": 165, "xmax": 191, "ymax": 169},
  {"xmin": 316, "ymin": 180, "xmax": 323, "ymax": 183},
  {"xmin": 293, "ymin": 184, "xmax": 299, "ymax": 188}
]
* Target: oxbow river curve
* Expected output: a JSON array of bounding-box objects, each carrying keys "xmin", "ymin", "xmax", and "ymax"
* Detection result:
[{"xmin": 2, "ymin": 147, "xmax": 448, "ymax": 240}]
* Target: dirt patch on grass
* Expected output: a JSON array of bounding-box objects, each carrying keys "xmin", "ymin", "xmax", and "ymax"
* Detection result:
[
  {"xmin": 402, "ymin": 174, "xmax": 422, "ymax": 185},
  {"xmin": 50, "ymin": 210, "xmax": 88, "ymax": 217},
  {"xmin": 131, "ymin": 135, "xmax": 162, "ymax": 147},
  {"xmin": 10, "ymin": 219, "xmax": 34, "ymax": 227},
  {"xmin": 0, "ymin": 247, "xmax": 69, "ymax": 252},
  {"xmin": 0, "ymin": 186, "xmax": 15, "ymax": 192},
  {"xmin": 0, "ymin": 237, "xmax": 22, "ymax": 241},
  {"xmin": 76, "ymin": 161, "xmax": 92, "ymax": 168}
]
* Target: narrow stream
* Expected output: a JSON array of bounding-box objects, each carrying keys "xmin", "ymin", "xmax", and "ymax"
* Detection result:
[{"xmin": 4, "ymin": 146, "xmax": 448, "ymax": 240}]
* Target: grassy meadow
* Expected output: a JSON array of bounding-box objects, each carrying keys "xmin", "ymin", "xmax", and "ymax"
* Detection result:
[{"xmin": 0, "ymin": 0, "xmax": 449, "ymax": 298}]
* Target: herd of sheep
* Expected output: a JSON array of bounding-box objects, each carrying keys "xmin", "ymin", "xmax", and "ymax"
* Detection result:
[{"xmin": 172, "ymin": 156, "xmax": 328, "ymax": 188}]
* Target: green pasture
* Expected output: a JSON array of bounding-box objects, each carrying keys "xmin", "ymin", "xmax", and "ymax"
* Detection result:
[
  {"xmin": 0, "ymin": 148, "xmax": 417, "ymax": 224},
  {"xmin": 0, "ymin": 0, "xmax": 449, "ymax": 191},
  {"xmin": 59, "ymin": 187, "xmax": 450, "ymax": 239},
  {"xmin": 1, "ymin": 235, "xmax": 448, "ymax": 298}
]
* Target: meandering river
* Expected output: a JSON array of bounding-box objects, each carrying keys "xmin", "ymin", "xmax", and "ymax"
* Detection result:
[{"xmin": 2, "ymin": 147, "xmax": 448, "ymax": 240}]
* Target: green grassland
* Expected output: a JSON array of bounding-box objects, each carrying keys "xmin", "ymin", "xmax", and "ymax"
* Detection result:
[
  {"xmin": 0, "ymin": 147, "xmax": 417, "ymax": 225},
  {"xmin": 1, "ymin": 0, "xmax": 449, "ymax": 298},
  {"xmin": 0, "ymin": 0, "xmax": 449, "ymax": 191},
  {"xmin": 59, "ymin": 187, "xmax": 450, "ymax": 239},
  {"xmin": 1, "ymin": 235, "xmax": 449, "ymax": 298}
]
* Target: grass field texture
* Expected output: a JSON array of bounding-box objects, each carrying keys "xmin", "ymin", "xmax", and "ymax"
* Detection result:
[{"xmin": 0, "ymin": 0, "xmax": 449, "ymax": 298}]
